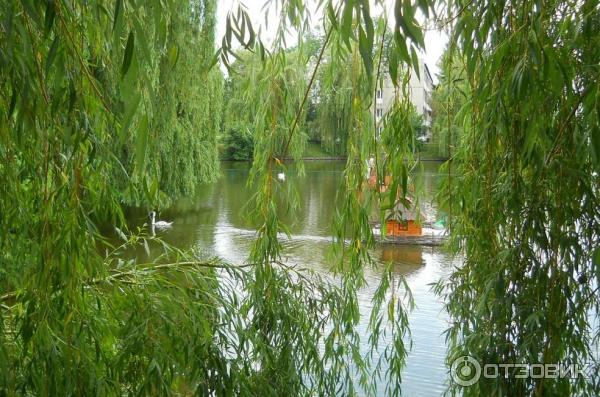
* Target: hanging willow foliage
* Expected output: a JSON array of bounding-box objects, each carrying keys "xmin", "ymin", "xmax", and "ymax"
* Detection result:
[
  {"xmin": 0, "ymin": 0, "xmax": 425, "ymax": 394},
  {"xmin": 82, "ymin": 0, "xmax": 223, "ymax": 206},
  {"xmin": 2, "ymin": 0, "xmax": 598, "ymax": 395},
  {"xmin": 221, "ymin": 0, "xmax": 600, "ymax": 395},
  {"xmin": 221, "ymin": 47, "xmax": 310, "ymax": 161},
  {"xmin": 429, "ymin": 48, "xmax": 468, "ymax": 159},
  {"xmin": 316, "ymin": 36, "xmax": 358, "ymax": 156},
  {"xmin": 435, "ymin": 0, "xmax": 600, "ymax": 395},
  {"xmin": 145, "ymin": 0, "xmax": 223, "ymax": 200},
  {"xmin": 0, "ymin": 0, "xmax": 225, "ymax": 393},
  {"xmin": 219, "ymin": 0, "xmax": 428, "ymax": 395}
]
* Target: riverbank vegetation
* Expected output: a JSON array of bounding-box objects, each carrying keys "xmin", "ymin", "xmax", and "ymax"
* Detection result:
[{"xmin": 1, "ymin": 0, "xmax": 598, "ymax": 396}]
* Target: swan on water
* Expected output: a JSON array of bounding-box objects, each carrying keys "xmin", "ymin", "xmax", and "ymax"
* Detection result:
[
  {"xmin": 277, "ymin": 172, "xmax": 285, "ymax": 181},
  {"xmin": 149, "ymin": 211, "xmax": 173, "ymax": 228}
]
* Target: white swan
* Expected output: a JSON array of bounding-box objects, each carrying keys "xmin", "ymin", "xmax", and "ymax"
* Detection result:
[
  {"xmin": 149, "ymin": 211, "xmax": 173, "ymax": 228},
  {"xmin": 277, "ymin": 172, "xmax": 285, "ymax": 181}
]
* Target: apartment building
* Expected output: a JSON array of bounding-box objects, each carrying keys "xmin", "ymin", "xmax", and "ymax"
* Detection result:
[{"xmin": 374, "ymin": 57, "xmax": 433, "ymax": 140}]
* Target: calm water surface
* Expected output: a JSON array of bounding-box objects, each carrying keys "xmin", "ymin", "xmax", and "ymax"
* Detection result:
[{"xmin": 130, "ymin": 161, "xmax": 454, "ymax": 396}]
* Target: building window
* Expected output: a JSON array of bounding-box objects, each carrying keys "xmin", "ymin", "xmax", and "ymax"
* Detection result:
[
  {"xmin": 376, "ymin": 89, "xmax": 382, "ymax": 99},
  {"xmin": 376, "ymin": 108, "xmax": 383, "ymax": 118}
]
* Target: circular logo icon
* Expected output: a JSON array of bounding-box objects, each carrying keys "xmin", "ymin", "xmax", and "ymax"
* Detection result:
[{"xmin": 450, "ymin": 355, "xmax": 481, "ymax": 387}]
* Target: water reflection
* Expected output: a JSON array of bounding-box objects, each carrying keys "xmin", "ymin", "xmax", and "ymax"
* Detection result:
[{"xmin": 126, "ymin": 161, "xmax": 452, "ymax": 396}]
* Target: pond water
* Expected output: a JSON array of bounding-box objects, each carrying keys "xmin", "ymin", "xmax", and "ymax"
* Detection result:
[{"xmin": 128, "ymin": 160, "xmax": 454, "ymax": 396}]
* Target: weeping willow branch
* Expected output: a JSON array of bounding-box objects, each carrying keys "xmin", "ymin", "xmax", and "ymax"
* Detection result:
[
  {"xmin": 281, "ymin": 24, "xmax": 334, "ymax": 158},
  {"xmin": 0, "ymin": 259, "xmax": 305, "ymax": 304},
  {"xmin": 373, "ymin": 17, "xmax": 388, "ymax": 216},
  {"xmin": 55, "ymin": 1, "xmax": 113, "ymax": 115}
]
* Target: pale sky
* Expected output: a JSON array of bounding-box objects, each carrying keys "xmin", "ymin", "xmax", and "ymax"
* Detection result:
[{"xmin": 216, "ymin": 0, "xmax": 448, "ymax": 83}]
